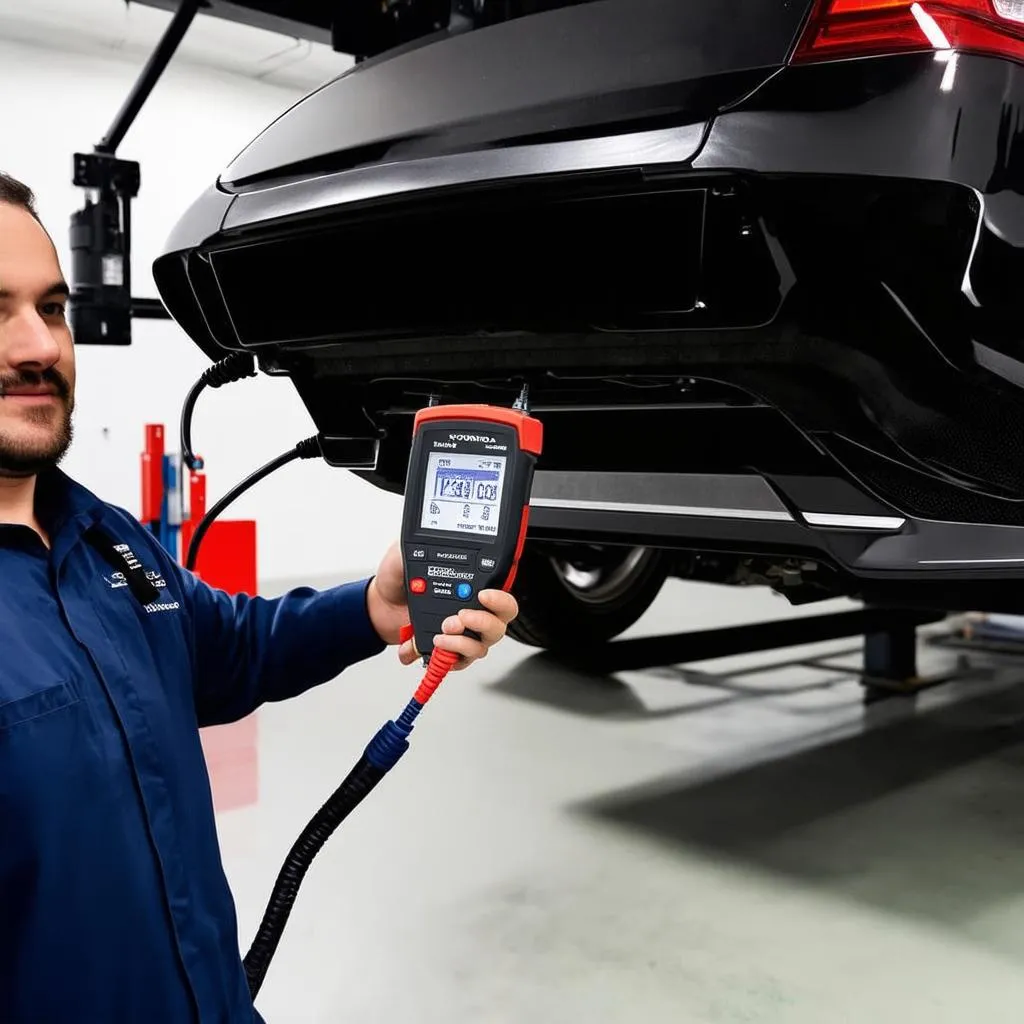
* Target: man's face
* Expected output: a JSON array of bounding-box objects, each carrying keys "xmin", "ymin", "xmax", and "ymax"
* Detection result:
[{"xmin": 0, "ymin": 202, "xmax": 75, "ymax": 477}]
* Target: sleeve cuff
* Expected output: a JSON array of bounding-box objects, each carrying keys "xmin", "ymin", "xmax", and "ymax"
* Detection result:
[{"xmin": 344, "ymin": 576, "xmax": 390, "ymax": 662}]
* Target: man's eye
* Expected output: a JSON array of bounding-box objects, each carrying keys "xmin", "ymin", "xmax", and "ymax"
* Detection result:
[{"xmin": 40, "ymin": 303, "xmax": 66, "ymax": 317}]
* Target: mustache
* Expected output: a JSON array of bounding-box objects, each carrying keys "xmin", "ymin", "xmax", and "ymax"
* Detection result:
[{"xmin": 0, "ymin": 368, "xmax": 71, "ymax": 401}]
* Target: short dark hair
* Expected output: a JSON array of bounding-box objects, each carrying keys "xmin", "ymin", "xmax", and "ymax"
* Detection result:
[{"xmin": 0, "ymin": 171, "xmax": 38, "ymax": 218}]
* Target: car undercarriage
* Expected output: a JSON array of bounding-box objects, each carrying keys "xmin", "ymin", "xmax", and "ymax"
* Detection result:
[{"xmin": 155, "ymin": 1, "xmax": 1024, "ymax": 643}]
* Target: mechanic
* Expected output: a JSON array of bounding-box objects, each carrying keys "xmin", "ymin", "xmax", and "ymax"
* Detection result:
[{"xmin": 0, "ymin": 170, "xmax": 518, "ymax": 1024}]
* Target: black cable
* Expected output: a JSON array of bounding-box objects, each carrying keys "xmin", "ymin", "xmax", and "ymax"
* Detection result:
[
  {"xmin": 242, "ymin": 755, "xmax": 388, "ymax": 999},
  {"xmin": 180, "ymin": 352, "xmax": 258, "ymax": 472},
  {"xmin": 184, "ymin": 436, "xmax": 321, "ymax": 573}
]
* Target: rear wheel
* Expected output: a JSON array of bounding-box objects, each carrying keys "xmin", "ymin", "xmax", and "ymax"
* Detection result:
[{"xmin": 507, "ymin": 544, "xmax": 669, "ymax": 651}]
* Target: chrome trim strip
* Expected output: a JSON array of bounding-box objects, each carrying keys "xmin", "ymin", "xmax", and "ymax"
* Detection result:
[
  {"xmin": 919, "ymin": 558, "xmax": 1024, "ymax": 565},
  {"xmin": 528, "ymin": 499, "xmax": 907, "ymax": 530},
  {"xmin": 802, "ymin": 512, "xmax": 907, "ymax": 531},
  {"xmin": 222, "ymin": 122, "xmax": 708, "ymax": 229},
  {"xmin": 529, "ymin": 497, "xmax": 793, "ymax": 521},
  {"xmin": 529, "ymin": 471, "xmax": 791, "ymax": 516}
]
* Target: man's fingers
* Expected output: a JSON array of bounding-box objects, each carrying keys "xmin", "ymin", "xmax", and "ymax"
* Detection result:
[
  {"xmin": 478, "ymin": 589, "xmax": 519, "ymax": 624},
  {"xmin": 433, "ymin": 632, "xmax": 488, "ymax": 667},
  {"xmin": 398, "ymin": 590, "xmax": 517, "ymax": 669},
  {"xmin": 440, "ymin": 609, "xmax": 507, "ymax": 648}
]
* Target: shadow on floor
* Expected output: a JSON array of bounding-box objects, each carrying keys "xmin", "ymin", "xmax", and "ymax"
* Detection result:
[
  {"xmin": 575, "ymin": 675, "xmax": 1024, "ymax": 951},
  {"xmin": 489, "ymin": 647, "xmax": 871, "ymax": 722}
]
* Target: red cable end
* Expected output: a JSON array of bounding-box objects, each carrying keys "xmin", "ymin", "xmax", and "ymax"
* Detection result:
[{"xmin": 413, "ymin": 648, "xmax": 460, "ymax": 705}]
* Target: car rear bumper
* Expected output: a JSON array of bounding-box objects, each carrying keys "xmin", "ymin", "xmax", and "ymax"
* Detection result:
[{"xmin": 156, "ymin": 49, "xmax": 1024, "ymax": 359}]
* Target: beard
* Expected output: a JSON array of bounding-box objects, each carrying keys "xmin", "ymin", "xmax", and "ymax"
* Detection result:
[{"xmin": 0, "ymin": 368, "xmax": 75, "ymax": 477}]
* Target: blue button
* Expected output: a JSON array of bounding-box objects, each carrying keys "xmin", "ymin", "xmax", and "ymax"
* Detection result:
[{"xmin": 456, "ymin": 582, "xmax": 473, "ymax": 600}]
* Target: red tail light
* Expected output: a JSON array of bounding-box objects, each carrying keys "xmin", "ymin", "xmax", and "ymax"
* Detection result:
[{"xmin": 793, "ymin": 0, "xmax": 1024, "ymax": 64}]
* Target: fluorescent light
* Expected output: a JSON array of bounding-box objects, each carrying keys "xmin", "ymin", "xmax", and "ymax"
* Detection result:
[
  {"xmin": 940, "ymin": 50, "xmax": 959, "ymax": 91},
  {"xmin": 910, "ymin": 2, "xmax": 952, "ymax": 48}
]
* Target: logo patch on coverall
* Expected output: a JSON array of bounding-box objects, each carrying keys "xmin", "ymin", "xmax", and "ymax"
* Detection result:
[{"xmin": 103, "ymin": 546, "xmax": 179, "ymax": 613}]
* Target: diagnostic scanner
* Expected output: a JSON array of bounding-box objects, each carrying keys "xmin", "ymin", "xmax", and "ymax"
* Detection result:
[{"xmin": 400, "ymin": 401, "xmax": 543, "ymax": 659}]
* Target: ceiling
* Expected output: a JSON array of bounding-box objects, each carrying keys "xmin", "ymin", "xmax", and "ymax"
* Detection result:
[
  {"xmin": 0, "ymin": 0, "xmax": 353, "ymax": 92},
  {"xmin": 133, "ymin": 0, "xmax": 335, "ymax": 46}
]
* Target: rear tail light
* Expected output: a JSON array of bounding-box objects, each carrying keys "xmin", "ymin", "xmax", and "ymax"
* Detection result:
[{"xmin": 793, "ymin": 0, "xmax": 1024, "ymax": 64}]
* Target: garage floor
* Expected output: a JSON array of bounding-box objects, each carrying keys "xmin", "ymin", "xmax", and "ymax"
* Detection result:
[{"xmin": 212, "ymin": 579, "xmax": 1024, "ymax": 1023}]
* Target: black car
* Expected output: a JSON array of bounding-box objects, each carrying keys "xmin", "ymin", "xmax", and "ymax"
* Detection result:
[{"xmin": 154, "ymin": 0, "xmax": 1024, "ymax": 651}]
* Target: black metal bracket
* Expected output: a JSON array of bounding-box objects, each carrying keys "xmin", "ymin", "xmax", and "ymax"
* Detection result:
[
  {"xmin": 132, "ymin": 297, "xmax": 174, "ymax": 319},
  {"xmin": 72, "ymin": 151, "xmax": 141, "ymax": 196},
  {"xmin": 69, "ymin": 0, "xmax": 204, "ymax": 343},
  {"xmin": 318, "ymin": 435, "xmax": 383, "ymax": 470}
]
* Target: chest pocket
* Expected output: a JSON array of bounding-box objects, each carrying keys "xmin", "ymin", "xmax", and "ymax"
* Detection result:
[
  {"xmin": 0, "ymin": 676, "xmax": 93, "ymax": 838},
  {"xmin": 0, "ymin": 681, "xmax": 79, "ymax": 733}
]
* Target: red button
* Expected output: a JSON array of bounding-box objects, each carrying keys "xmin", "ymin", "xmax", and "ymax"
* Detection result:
[{"xmin": 409, "ymin": 577, "xmax": 427, "ymax": 595}]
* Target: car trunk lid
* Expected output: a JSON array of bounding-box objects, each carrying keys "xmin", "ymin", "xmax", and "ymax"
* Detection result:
[{"xmin": 222, "ymin": 0, "xmax": 816, "ymax": 188}]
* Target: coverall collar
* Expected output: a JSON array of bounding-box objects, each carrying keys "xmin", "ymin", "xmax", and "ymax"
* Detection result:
[{"xmin": 28, "ymin": 468, "xmax": 108, "ymax": 569}]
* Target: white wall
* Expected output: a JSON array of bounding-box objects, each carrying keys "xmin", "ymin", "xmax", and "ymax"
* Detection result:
[{"xmin": 0, "ymin": 4, "xmax": 404, "ymax": 583}]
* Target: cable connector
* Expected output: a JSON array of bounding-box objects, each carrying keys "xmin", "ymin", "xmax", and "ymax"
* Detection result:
[
  {"xmin": 413, "ymin": 647, "xmax": 460, "ymax": 706},
  {"xmin": 294, "ymin": 435, "xmax": 323, "ymax": 460},
  {"xmin": 363, "ymin": 717, "xmax": 413, "ymax": 772},
  {"xmin": 201, "ymin": 351, "xmax": 257, "ymax": 389},
  {"xmin": 362, "ymin": 647, "xmax": 459, "ymax": 771}
]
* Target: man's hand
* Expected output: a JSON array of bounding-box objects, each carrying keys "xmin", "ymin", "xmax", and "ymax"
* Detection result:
[{"xmin": 366, "ymin": 541, "xmax": 519, "ymax": 670}]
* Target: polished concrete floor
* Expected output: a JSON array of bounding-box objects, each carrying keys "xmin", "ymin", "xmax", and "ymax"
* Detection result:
[{"xmin": 209, "ymin": 579, "xmax": 1024, "ymax": 1023}]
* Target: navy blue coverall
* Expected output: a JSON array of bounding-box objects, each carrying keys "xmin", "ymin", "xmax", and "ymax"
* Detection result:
[{"xmin": 0, "ymin": 469, "xmax": 387, "ymax": 1022}]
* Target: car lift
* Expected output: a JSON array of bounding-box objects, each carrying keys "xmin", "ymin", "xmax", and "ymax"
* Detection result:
[{"xmin": 560, "ymin": 605, "xmax": 953, "ymax": 704}]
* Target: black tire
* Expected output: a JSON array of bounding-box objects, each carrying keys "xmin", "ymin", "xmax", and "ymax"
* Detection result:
[{"xmin": 507, "ymin": 544, "xmax": 669, "ymax": 651}]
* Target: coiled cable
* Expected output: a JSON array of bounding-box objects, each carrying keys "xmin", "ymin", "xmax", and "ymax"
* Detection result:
[
  {"xmin": 242, "ymin": 646, "xmax": 460, "ymax": 1000},
  {"xmin": 180, "ymin": 352, "xmax": 258, "ymax": 472}
]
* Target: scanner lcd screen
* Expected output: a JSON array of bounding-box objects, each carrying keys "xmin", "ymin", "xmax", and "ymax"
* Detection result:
[{"xmin": 420, "ymin": 452, "xmax": 507, "ymax": 537}]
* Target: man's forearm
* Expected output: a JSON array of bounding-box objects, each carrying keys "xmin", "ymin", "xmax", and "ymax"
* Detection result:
[{"xmin": 189, "ymin": 578, "xmax": 389, "ymax": 726}]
